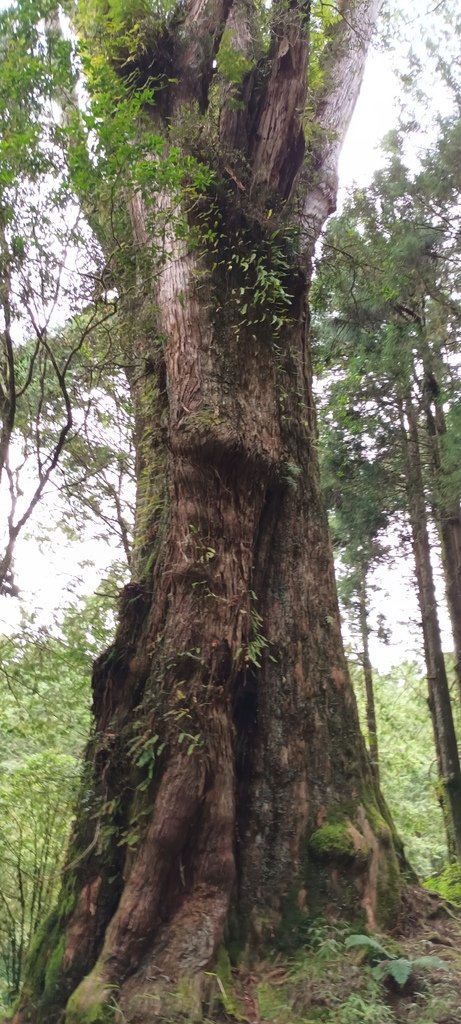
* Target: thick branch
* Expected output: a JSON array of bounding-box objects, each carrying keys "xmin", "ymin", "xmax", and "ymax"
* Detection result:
[
  {"xmin": 247, "ymin": 3, "xmax": 310, "ymax": 200},
  {"xmin": 302, "ymin": 0, "xmax": 383, "ymax": 250},
  {"xmin": 173, "ymin": 0, "xmax": 234, "ymax": 111}
]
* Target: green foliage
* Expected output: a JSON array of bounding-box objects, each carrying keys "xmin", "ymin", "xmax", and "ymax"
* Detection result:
[
  {"xmin": 351, "ymin": 661, "xmax": 447, "ymax": 877},
  {"xmin": 0, "ymin": 580, "xmax": 117, "ymax": 1010},
  {"xmin": 345, "ymin": 934, "xmax": 448, "ymax": 989},
  {"xmin": 130, "ymin": 732, "xmax": 165, "ymax": 790},
  {"xmin": 224, "ymin": 921, "xmax": 455, "ymax": 1024},
  {"xmin": 208, "ymin": 222, "xmax": 296, "ymax": 336},
  {"xmin": 0, "ymin": 0, "xmax": 73, "ymax": 188},
  {"xmin": 313, "ymin": 108, "xmax": 461, "ymax": 882},
  {"xmin": 313, "ymin": 111, "xmax": 461, "ymax": 580},
  {"xmin": 216, "ymin": 28, "xmax": 253, "ymax": 85},
  {"xmin": 424, "ymin": 860, "xmax": 461, "ymax": 905},
  {"xmin": 0, "ymin": 0, "xmax": 140, "ymax": 590},
  {"xmin": 0, "ymin": 752, "xmax": 79, "ymax": 1006},
  {"xmin": 246, "ymin": 606, "xmax": 269, "ymax": 669},
  {"xmin": 308, "ymin": 0, "xmax": 342, "ymax": 92}
]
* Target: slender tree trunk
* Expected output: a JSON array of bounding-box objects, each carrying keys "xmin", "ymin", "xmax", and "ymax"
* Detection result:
[
  {"xmin": 358, "ymin": 571, "xmax": 379, "ymax": 781},
  {"xmin": 422, "ymin": 371, "xmax": 461, "ymax": 704},
  {"xmin": 11, "ymin": 4, "xmax": 405, "ymax": 1023},
  {"xmin": 399, "ymin": 396, "xmax": 461, "ymax": 862}
]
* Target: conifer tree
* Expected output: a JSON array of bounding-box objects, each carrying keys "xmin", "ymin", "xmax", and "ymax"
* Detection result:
[{"xmin": 2, "ymin": 1, "xmax": 408, "ymax": 1022}]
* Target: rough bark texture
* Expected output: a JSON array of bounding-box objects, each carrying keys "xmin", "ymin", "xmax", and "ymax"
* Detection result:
[
  {"xmin": 400, "ymin": 397, "xmax": 461, "ymax": 863},
  {"xmin": 11, "ymin": 3, "xmax": 405, "ymax": 1023},
  {"xmin": 358, "ymin": 572, "xmax": 379, "ymax": 781},
  {"xmin": 302, "ymin": 0, "xmax": 382, "ymax": 243}
]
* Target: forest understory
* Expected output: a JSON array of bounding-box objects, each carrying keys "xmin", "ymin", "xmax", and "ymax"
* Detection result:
[{"xmin": 142, "ymin": 887, "xmax": 461, "ymax": 1024}]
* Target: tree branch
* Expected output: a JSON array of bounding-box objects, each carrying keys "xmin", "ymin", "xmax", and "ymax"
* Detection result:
[{"xmin": 302, "ymin": 0, "xmax": 383, "ymax": 252}]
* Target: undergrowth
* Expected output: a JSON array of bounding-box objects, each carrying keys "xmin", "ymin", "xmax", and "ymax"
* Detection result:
[
  {"xmin": 424, "ymin": 861, "xmax": 461, "ymax": 906},
  {"xmin": 211, "ymin": 918, "xmax": 461, "ymax": 1024}
]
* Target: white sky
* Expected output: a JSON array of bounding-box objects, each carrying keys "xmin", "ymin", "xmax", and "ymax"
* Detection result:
[{"xmin": 0, "ymin": 0, "xmax": 456, "ymax": 673}]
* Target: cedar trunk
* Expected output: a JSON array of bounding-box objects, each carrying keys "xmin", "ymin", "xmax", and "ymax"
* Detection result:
[
  {"xmin": 423, "ymin": 378, "xmax": 461, "ymax": 705},
  {"xmin": 400, "ymin": 397, "xmax": 461, "ymax": 862},
  {"xmin": 12, "ymin": 3, "xmax": 403, "ymax": 1023}
]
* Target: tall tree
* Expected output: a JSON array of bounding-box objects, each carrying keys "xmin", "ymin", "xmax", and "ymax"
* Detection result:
[
  {"xmin": 9, "ymin": 2, "xmax": 406, "ymax": 1022},
  {"xmin": 313, "ymin": 140, "xmax": 461, "ymax": 862},
  {"xmin": 317, "ymin": 398, "xmax": 395, "ymax": 779},
  {"xmin": 0, "ymin": 579, "xmax": 118, "ymax": 1007},
  {"xmin": 0, "ymin": 0, "xmax": 137, "ymax": 595}
]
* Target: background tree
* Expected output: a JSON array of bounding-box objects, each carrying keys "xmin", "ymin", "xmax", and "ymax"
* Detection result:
[
  {"xmin": 350, "ymin": 659, "xmax": 448, "ymax": 880},
  {"xmin": 0, "ymin": 581, "xmax": 117, "ymax": 1007},
  {"xmin": 313, "ymin": 125, "xmax": 461, "ymax": 861},
  {"xmin": 0, "ymin": 0, "xmax": 137, "ymax": 594},
  {"xmin": 317, "ymin": 397, "xmax": 397, "ymax": 779}
]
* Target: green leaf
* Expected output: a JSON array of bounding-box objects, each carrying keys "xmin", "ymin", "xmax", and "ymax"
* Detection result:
[
  {"xmin": 412, "ymin": 956, "xmax": 449, "ymax": 972},
  {"xmin": 387, "ymin": 959, "xmax": 412, "ymax": 987},
  {"xmin": 345, "ymin": 934, "xmax": 392, "ymax": 959}
]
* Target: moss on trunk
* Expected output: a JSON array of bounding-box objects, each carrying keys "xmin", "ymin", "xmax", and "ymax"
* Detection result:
[{"xmin": 10, "ymin": 1, "xmax": 402, "ymax": 1021}]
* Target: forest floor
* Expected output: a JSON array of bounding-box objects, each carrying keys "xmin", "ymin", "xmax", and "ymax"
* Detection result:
[
  {"xmin": 4, "ymin": 889, "xmax": 461, "ymax": 1023},
  {"xmin": 202, "ymin": 888, "xmax": 461, "ymax": 1024}
]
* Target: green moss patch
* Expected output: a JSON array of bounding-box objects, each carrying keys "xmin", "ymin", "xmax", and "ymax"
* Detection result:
[
  {"xmin": 424, "ymin": 861, "xmax": 461, "ymax": 905},
  {"xmin": 65, "ymin": 967, "xmax": 115, "ymax": 1024},
  {"xmin": 44, "ymin": 935, "xmax": 66, "ymax": 999},
  {"xmin": 376, "ymin": 846, "xmax": 401, "ymax": 929},
  {"xmin": 308, "ymin": 822, "xmax": 369, "ymax": 864},
  {"xmin": 213, "ymin": 946, "xmax": 244, "ymax": 1019}
]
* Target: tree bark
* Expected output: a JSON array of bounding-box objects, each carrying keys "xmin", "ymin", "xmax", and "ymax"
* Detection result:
[
  {"xmin": 399, "ymin": 396, "xmax": 461, "ymax": 863},
  {"xmin": 358, "ymin": 570, "xmax": 379, "ymax": 781},
  {"xmin": 422, "ymin": 370, "xmax": 461, "ymax": 705},
  {"xmin": 11, "ymin": 3, "xmax": 405, "ymax": 1023}
]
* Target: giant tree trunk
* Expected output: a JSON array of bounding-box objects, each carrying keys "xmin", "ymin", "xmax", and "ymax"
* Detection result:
[
  {"xmin": 399, "ymin": 397, "xmax": 461, "ymax": 862},
  {"xmin": 11, "ymin": 3, "xmax": 404, "ymax": 1023}
]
